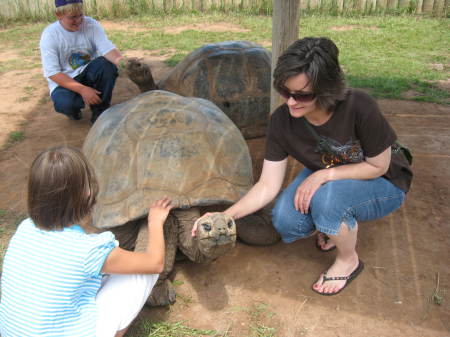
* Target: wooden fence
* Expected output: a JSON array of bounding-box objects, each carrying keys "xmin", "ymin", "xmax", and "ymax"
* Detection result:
[{"xmin": 1, "ymin": 0, "xmax": 448, "ymax": 18}]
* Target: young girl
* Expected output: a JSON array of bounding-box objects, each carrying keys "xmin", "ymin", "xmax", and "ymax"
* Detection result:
[{"xmin": 0, "ymin": 146, "xmax": 172, "ymax": 336}]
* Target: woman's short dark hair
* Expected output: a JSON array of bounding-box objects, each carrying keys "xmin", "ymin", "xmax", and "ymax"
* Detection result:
[
  {"xmin": 273, "ymin": 37, "xmax": 347, "ymax": 111},
  {"xmin": 28, "ymin": 146, "xmax": 98, "ymax": 230}
]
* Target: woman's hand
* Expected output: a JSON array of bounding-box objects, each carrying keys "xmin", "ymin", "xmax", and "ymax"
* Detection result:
[
  {"xmin": 294, "ymin": 169, "xmax": 329, "ymax": 214},
  {"xmin": 148, "ymin": 196, "xmax": 173, "ymax": 226}
]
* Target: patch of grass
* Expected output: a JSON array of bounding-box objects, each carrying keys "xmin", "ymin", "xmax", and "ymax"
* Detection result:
[
  {"xmin": 17, "ymin": 96, "xmax": 30, "ymax": 102},
  {"xmin": 108, "ymin": 14, "xmax": 449, "ymax": 104},
  {"xmin": 8, "ymin": 131, "xmax": 25, "ymax": 143},
  {"xmin": 172, "ymin": 279, "xmax": 184, "ymax": 286},
  {"xmin": 165, "ymin": 53, "xmax": 187, "ymax": 67},
  {"xmin": 24, "ymin": 85, "xmax": 36, "ymax": 95},
  {"xmin": 246, "ymin": 302, "xmax": 277, "ymax": 337},
  {"xmin": 174, "ymin": 292, "xmax": 193, "ymax": 307},
  {"xmin": 38, "ymin": 95, "xmax": 50, "ymax": 105},
  {"xmin": 128, "ymin": 320, "xmax": 220, "ymax": 337},
  {"xmin": 0, "ymin": 58, "xmax": 41, "ymax": 75},
  {"xmin": 250, "ymin": 324, "xmax": 276, "ymax": 337},
  {"xmin": 3, "ymin": 130, "xmax": 27, "ymax": 150},
  {"xmin": 431, "ymin": 272, "xmax": 445, "ymax": 305},
  {"xmin": 248, "ymin": 302, "xmax": 275, "ymax": 321}
]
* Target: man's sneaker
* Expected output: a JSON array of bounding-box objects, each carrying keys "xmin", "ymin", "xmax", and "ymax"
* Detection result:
[
  {"xmin": 90, "ymin": 110, "xmax": 102, "ymax": 124},
  {"xmin": 68, "ymin": 111, "xmax": 82, "ymax": 120}
]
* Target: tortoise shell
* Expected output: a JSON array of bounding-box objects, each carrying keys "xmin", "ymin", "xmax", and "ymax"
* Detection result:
[
  {"xmin": 83, "ymin": 90, "xmax": 253, "ymax": 228},
  {"xmin": 158, "ymin": 41, "xmax": 271, "ymax": 139}
]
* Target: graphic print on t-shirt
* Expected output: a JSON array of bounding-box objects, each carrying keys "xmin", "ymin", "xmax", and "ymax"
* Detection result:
[
  {"xmin": 68, "ymin": 50, "xmax": 91, "ymax": 70},
  {"xmin": 315, "ymin": 136, "xmax": 364, "ymax": 168}
]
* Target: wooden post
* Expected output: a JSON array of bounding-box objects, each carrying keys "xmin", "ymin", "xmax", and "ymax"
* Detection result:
[
  {"xmin": 270, "ymin": 0, "xmax": 300, "ymax": 114},
  {"xmin": 421, "ymin": 0, "xmax": 435, "ymax": 12}
]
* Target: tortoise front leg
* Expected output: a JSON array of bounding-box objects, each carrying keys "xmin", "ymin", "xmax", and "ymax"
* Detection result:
[
  {"xmin": 173, "ymin": 208, "xmax": 212, "ymax": 263},
  {"xmin": 235, "ymin": 207, "xmax": 281, "ymax": 246},
  {"xmin": 135, "ymin": 214, "xmax": 178, "ymax": 306}
]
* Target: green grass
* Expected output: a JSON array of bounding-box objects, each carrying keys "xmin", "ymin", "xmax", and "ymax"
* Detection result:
[
  {"xmin": 126, "ymin": 300, "xmax": 278, "ymax": 337},
  {"xmin": 250, "ymin": 324, "xmax": 276, "ymax": 337},
  {"xmin": 0, "ymin": 0, "xmax": 447, "ymax": 26},
  {"xmin": 8, "ymin": 131, "xmax": 25, "ymax": 143},
  {"xmin": 104, "ymin": 14, "xmax": 449, "ymax": 104},
  {"xmin": 0, "ymin": 12, "xmax": 448, "ymax": 103},
  {"xmin": 128, "ymin": 321, "xmax": 220, "ymax": 337},
  {"xmin": 0, "ymin": 14, "xmax": 448, "ymax": 103}
]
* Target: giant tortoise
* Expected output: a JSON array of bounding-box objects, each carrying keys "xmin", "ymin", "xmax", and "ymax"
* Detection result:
[
  {"xmin": 83, "ymin": 90, "xmax": 279, "ymax": 306},
  {"xmin": 126, "ymin": 41, "xmax": 272, "ymax": 139}
]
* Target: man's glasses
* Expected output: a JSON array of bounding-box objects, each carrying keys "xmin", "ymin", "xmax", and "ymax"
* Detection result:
[{"xmin": 278, "ymin": 88, "xmax": 316, "ymax": 103}]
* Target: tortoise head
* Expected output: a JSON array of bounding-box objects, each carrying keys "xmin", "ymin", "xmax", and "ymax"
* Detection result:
[{"xmin": 194, "ymin": 213, "xmax": 236, "ymax": 260}]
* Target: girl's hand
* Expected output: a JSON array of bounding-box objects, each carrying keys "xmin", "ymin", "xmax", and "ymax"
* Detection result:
[
  {"xmin": 148, "ymin": 197, "xmax": 173, "ymax": 225},
  {"xmin": 294, "ymin": 170, "xmax": 329, "ymax": 214},
  {"xmin": 191, "ymin": 212, "xmax": 218, "ymax": 237}
]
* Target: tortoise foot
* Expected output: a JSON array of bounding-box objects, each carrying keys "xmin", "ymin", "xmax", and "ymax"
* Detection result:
[
  {"xmin": 147, "ymin": 279, "xmax": 176, "ymax": 307},
  {"xmin": 236, "ymin": 208, "xmax": 281, "ymax": 246}
]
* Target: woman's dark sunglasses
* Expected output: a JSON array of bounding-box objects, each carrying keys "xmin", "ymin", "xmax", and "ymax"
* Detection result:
[{"xmin": 278, "ymin": 89, "xmax": 316, "ymax": 103}]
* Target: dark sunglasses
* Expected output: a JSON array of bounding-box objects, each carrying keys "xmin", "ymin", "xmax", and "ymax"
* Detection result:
[{"xmin": 278, "ymin": 88, "xmax": 317, "ymax": 103}]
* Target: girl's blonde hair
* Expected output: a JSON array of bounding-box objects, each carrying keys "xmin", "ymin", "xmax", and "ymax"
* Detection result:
[
  {"xmin": 28, "ymin": 146, "xmax": 98, "ymax": 230},
  {"xmin": 55, "ymin": 3, "xmax": 83, "ymax": 15}
]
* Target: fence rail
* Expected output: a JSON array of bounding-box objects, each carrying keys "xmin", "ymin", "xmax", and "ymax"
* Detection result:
[{"xmin": 0, "ymin": 0, "xmax": 448, "ymax": 20}]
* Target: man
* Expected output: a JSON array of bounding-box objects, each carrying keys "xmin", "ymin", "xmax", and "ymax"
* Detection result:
[{"xmin": 40, "ymin": 0, "xmax": 126, "ymax": 123}]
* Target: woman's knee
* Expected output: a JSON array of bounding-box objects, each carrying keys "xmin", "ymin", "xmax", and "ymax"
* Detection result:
[
  {"xmin": 272, "ymin": 199, "xmax": 314, "ymax": 241},
  {"xmin": 271, "ymin": 190, "xmax": 297, "ymax": 233},
  {"xmin": 310, "ymin": 183, "xmax": 338, "ymax": 215},
  {"xmin": 309, "ymin": 183, "xmax": 351, "ymax": 234}
]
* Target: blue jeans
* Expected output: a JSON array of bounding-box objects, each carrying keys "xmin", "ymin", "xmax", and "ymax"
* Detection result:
[
  {"xmin": 50, "ymin": 56, "xmax": 118, "ymax": 119},
  {"xmin": 272, "ymin": 168, "xmax": 406, "ymax": 243}
]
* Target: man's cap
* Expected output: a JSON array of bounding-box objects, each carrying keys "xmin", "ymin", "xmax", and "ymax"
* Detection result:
[{"xmin": 55, "ymin": 0, "xmax": 83, "ymax": 7}]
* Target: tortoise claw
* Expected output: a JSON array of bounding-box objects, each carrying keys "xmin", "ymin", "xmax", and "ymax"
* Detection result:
[{"xmin": 147, "ymin": 279, "xmax": 176, "ymax": 307}]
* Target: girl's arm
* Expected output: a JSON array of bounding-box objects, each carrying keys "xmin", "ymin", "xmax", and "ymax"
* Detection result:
[
  {"xmin": 101, "ymin": 197, "xmax": 172, "ymax": 274},
  {"xmin": 295, "ymin": 146, "xmax": 391, "ymax": 214}
]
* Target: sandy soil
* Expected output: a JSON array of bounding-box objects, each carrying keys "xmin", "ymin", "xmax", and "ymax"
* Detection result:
[{"xmin": 0, "ymin": 23, "xmax": 449, "ymax": 337}]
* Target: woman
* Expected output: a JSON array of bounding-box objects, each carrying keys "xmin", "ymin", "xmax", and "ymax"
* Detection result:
[{"xmin": 193, "ymin": 37, "xmax": 412, "ymax": 296}]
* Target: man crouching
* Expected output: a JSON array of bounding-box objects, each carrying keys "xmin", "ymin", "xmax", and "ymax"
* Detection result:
[{"xmin": 40, "ymin": 0, "xmax": 125, "ymax": 123}]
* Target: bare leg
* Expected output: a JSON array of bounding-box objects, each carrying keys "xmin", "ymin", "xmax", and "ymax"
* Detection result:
[{"xmin": 313, "ymin": 222, "xmax": 359, "ymax": 294}]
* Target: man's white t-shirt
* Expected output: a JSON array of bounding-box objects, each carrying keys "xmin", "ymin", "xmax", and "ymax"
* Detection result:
[{"xmin": 39, "ymin": 16, "xmax": 116, "ymax": 94}]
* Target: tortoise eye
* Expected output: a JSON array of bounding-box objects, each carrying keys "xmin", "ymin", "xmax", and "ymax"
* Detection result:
[
  {"xmin": 227, "ymin": 220, "xmax": 233, "ymax": 229},
  {"xmin": 202, "ymin": 223, "xmax": 211, "ymax": 231}
]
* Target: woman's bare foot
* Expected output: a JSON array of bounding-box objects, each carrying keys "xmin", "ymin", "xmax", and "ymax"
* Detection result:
[
  {"xmin": 316, "ymin": 232, "xmax": 336, "ymax": 252},
  {"xmin": 312, "ymin": 253, "xmax": 361, "ymax": 295}
]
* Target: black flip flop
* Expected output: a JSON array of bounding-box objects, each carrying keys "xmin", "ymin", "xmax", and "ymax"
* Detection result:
[
  {"xmin": 312, "ymin": 259, "xmax": 365, "ymax": 296},
  {"xmin": 315, "ymin": 233, "xmax": 336, "ymax": 252}
]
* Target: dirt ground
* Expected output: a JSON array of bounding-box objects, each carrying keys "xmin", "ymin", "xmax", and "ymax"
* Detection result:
[{"xmin": 0, "ymin": 31, "xmax": 449, "ymax": 337}]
